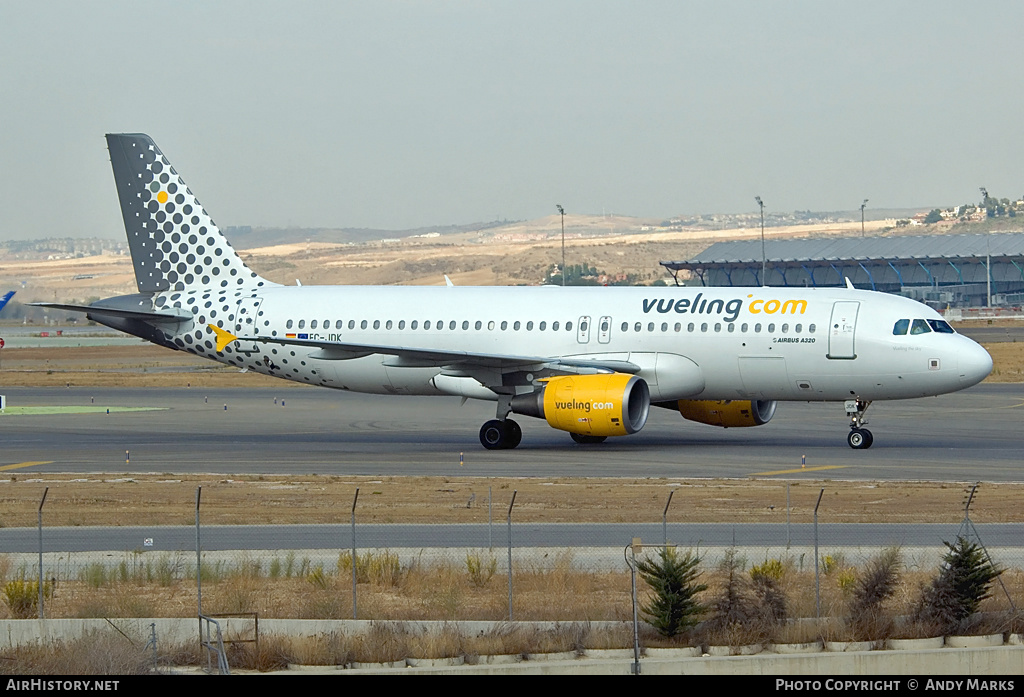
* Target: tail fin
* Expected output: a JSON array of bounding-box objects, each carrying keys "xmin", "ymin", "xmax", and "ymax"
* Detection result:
[
  {"xmin": 0, "ymin": 291, "xmax": 14, "ymax": 313},
  {"xmin": 106, "ymin": 134, "xmax": 270, "ymax": 294}
]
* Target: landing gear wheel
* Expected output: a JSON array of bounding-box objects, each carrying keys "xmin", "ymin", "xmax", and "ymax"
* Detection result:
[
  {"xmin": 570, "ymin": 432, "xmax": 607, "ymax": 445},
  {"xmin": 479, "ymin": 419, "xmax": 522, "ymax": 450},
  {"xmin": 505, "ymin": 419, "xmax": 522, "ymax": 449},
  {"xmin": 847, "ymin": 428, "xmax": 873, "ymax": 449}
]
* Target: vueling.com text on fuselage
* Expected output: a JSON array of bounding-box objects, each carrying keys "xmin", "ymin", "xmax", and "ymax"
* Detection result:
[{"xmin": 641, "ymin": 294, "xmax": 808, "ymax": 323}]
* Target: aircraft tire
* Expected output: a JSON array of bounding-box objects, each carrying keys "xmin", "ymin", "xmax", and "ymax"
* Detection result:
[
  {"xmin": 505, "ymin": 419, "xmax": 522, "ymax": 449},
  {"xmin": 847, "ymin": 428, "xmax": 873, "ymax": 449},
  {"xmin": 480, "ymin": 420, "xmax": 508, "ymax": 450},
  {"xmin": 570, "ymin": 432, "xmax": 607, "ymax": 445}
]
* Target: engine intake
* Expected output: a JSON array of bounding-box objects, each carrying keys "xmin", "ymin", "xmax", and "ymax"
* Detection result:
[
  {"xmin": 511, "ymin": 373, "xmax": 650, "ymax": 437},
  {"xmin": 676, "ymin": 399, "xmax": 777, "ymax": 428}
]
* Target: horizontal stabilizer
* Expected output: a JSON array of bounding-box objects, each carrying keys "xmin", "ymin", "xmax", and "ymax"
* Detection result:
[{"xmin": 28, "ymin": 302, "xmax": 190, "ymax": 323}]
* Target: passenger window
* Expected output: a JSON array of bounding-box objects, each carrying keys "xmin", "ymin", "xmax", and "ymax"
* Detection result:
[
  {"xmin": 647, "ymin": 322, "xmax": 654, "ymax": 332},
  {"xmin": 634, "ymin": 322, "xmax": 642, "ymax": 332},
  {"xmin": 527, "ymin": 321, "xmax": 535, "ymax": 331},
  {"xmin": 463, "ymin": 321, "xmax": 470, "ymax": 330},
  {"xmin": 311, "ymin": 320, "xmax": 317, "ymax": 329},
  {"xmin": 660, "ymin": 322, "xmax": 668, "ymax": 332},
  {"xmin": 674, "ymin": 323, "xmax": 681, "ymax": 332},
  {"xmin": 411, "ymin": 320, "xmax": 418, "ymax": 329},
  {"xmin": 475, "ymin": 321, "xmax": 482, "ymax": 330},
  {"xmin": 386, "ymin": 320, "xmax": 393, "ymax": 330},
  {"xmin": 755, "ymin": 323, "xmax": 762, "ymax": 333},
  {"xmin": 701, "ymin": 323, "xmax": 708, "ymax": 332},
  {"xmin": 360, "ymin": 320, "xmax": 367, "ymax": 329},
  {"xmin": 621, "ymin": 322, "xmax": 629, "ymax": 332},
  {"xmin": 768, "ymin": 323, "xmax": 775, "ymax": 332},
  {"xmin": 795, "ymin": 324, "xmax": 802, "ymax": 333},
  {"xmin": 500, "ymin": 321, "xmax": 507, "ymax": 330},
  {"xmin": 286, "ymin": 319, "xmax": 293, "ymax": 329},
  {"xmin": 910, "ymin": 319, "xmax": 931, "ymax": 335},
  {"xmin": 714, "ymin": 323, "xmax": 721, "ymax": 332},
  {"xmin": 424, "ymin": 320, "xmax": 431, "ymax": 329},
  {"xmin": 398, "ymin": 320, "xmax": 405, "ymax": 329},
  {"xmin": 298, "ymin": 320, "xmax": 305, "ymax": 329},
  {"xmin": 514, "ymin": 321, "xmax": 521, "ymax": 331},
  {"xmin": 552, "ymin": 321, "xmax": 559, "ymax": 331},
  {"xmin": 727, "ymin": 323, "xmax": 735, "ymax": 333},
  {"xmin": 741, "ymin": 323, "xmax": 748, "ymax": 332},
  {"xmin": 539, "ymin": 321, "xmax": 546, "ymax": 331},
  {"xmin": 438, "ymin": 321, "xmax": 444, "ymax": 331},
  {"xmin": 373, "ymin": 320, "xmax": 380, "ymax": 329},
  {"xmin": 808, "ymin": 323, "xmax": 816, "ymax": 333},
  {"xmin": 348, "ymin": 320, "xmax": 356, "ymax": 330},
  {"xmin": 893, "ymin": 319, "xmax": 909, "ymax": 335},
  {"xmin": 566, "ymin": 322, "xmax": 573, "ymax": 331},
  {"xmin": 488, "ymin": 321, "xmax": 495, "ymax": 330},
  {"xmin": 781, "ymin": 324, "xmax": 788, "ymax": 333},
  {"xmin": 687, "ymin": 323, "xmax": 695, "ymax": 332}
]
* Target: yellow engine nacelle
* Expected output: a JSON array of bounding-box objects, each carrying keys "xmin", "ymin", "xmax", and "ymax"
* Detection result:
[
  {"xmin": 510, "ymin": 373, "xmax": 650, "ymax": 437},
  {"xmin": 676, "ymin": 399, "xmax": 777, "ymax": 428}
]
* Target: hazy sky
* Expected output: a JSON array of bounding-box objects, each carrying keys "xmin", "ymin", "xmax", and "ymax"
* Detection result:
[{"xmin": 2, "ymin": 1, "xmax": 1023, "ymax": 240}]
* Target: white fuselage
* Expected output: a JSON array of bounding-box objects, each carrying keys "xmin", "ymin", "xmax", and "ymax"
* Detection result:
[{"xmin": 155, "ymin": 284, "xmax": 992, "ymax": 403}]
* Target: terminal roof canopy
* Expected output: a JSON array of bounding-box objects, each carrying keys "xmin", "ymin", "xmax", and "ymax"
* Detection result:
[
  {"xmin": 661, "ymin": 233, "xmax": 1024, "ymax": 270},
  {"xmin": 659, "ymin": 233, "xmax": 1024, "ymax": 303}
]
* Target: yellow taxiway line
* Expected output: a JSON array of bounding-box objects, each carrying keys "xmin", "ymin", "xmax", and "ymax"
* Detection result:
[
  {"xmin": 749, "ymin": 465, "xmax": 847, "ymax": 476},
  {"xmin": 0, "ymin": 461, "xmax": 53, "ymax": 472}
]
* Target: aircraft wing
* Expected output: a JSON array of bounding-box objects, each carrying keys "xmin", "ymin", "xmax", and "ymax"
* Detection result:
[{"xmin": 213, "ymin": 325, "xmax": 640, "ymax": 374}]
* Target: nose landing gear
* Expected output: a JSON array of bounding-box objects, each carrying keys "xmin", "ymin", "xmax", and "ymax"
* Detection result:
[{"xmin": 845, "ymin": 399, "xmax": 873, "ymax": 449}]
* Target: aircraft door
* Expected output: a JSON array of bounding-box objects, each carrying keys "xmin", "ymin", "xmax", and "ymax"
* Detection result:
[
  {"xmin": 577, "ymin": 316, "xmax": 591, "ymax": 344},
  {"xmin": 234, "ymin": 297, "xmax": 264, "ymax": 353},
  {"xmin": 598, "ymin": 316, "xmax": 612, "ymax": 344},
  {"xmin": 827, "ymin": 301, "xmax": 859, "ymax": 359}
]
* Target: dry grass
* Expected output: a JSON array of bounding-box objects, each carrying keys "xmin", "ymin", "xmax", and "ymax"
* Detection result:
[{"xmin": 0, "ymin": 474, "xmax": 1021, "ymax": 527}]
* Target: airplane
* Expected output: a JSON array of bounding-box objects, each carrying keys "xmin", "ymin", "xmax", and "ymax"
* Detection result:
[
  {"xmin": 32, "ymin": 134, "xmax": 994, "ymax": 450},
  {"xmin": 0, "ymin": 291, "xmax": 15, "ymax": 314}
]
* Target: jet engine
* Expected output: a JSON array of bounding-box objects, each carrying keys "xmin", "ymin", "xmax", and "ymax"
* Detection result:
[
  {"xmin": 510, "ymin": 373, "xmax": 650, "ymax": 437},
  {"xmin": 676, "ymin": 399, "xmax": 777, "ymax": 428}
]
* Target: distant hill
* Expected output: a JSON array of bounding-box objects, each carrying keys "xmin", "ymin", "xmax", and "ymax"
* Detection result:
[{"xmin": 223, "ymin": 221, "xmax": 517, "ymax": 250}]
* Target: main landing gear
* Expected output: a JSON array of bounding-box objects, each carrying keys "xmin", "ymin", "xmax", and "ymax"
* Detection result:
[
  {"xmin": 479, "ymin": 419, "xmax": 522, "ymax": 450},
  {"xmin": 845, "ymin": 399, "xmax": 873, "ymax": 449}
]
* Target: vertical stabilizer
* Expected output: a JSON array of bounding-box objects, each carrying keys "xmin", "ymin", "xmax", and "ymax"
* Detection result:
[{"xmin": 106, "ymin": 134, "xmax": 269, "ymax": 293}]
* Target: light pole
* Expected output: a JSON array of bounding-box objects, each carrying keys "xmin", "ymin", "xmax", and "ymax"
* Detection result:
[
  {"xmin": 755, "ymin": 196, "xmax": 765, "ymax": 286},
  {"xmin": 556, "ymin": 205, "xmax": 565, "ymax": 286},
  {"xmin": 860, "ymin": 199, "xmax": 868, "ymax": 237}
]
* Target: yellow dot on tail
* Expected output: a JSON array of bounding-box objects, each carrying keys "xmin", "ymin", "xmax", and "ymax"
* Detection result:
[{"xmin": 157, "ymin": 191, "xmax": 168, "ymax": 204}]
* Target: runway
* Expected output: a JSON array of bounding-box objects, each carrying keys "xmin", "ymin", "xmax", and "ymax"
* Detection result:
[{"xmin": 0, "ymin": 383, "xmax": 1021, "ymax": 481}]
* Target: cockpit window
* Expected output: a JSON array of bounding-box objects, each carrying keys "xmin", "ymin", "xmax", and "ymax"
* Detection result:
[
  {"xmin": 927, "ymin": 319, "xmax": 955, "ymax": 334},
  {"xmin": 910, "ymin": 319, "xmax": 931, "ymax": 335},
  {"xmin": 893, "ymin": 319, "xmax": 909, "ymax": 335}
]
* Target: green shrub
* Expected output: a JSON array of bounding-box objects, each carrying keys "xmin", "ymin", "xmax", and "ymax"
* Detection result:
[
  {"xmin": 637, "ymin": 546, "xmax": 707, "ymax": 638},
  {"xmin": 915, "ymin": 537, "xmax": 1003, "ymax": 635}
]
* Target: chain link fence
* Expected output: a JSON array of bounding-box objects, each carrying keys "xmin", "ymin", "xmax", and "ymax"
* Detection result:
[{"xmin": 2, "ymin": 479, "xmax": 1022, "ymax": 624}]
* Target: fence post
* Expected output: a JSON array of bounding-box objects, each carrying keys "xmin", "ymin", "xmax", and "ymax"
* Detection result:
[
  {"xmin": 662, "ymin": 490, "xmax": 675, "ymax": 546},
  {"xmin": 813, "ymin": 487, "xmax": 824, "ymax": 620},
  {"xmin": 507, "ymin": 490, "xmax": 517, "ymax": 621},
  {"xmin": 351, "ymin": 488, "xmax": 359, "ymax": 620},
  {"xmin": 37, "ymin": 487, "xmax": 48, "ymax": 620},
  {"xmin": 628, "ymin": 538, "xmax": 643, "ymax": 675},
  {"xmin": 195, "ymin": 486, "xmax": 202, "ymax": 618}
]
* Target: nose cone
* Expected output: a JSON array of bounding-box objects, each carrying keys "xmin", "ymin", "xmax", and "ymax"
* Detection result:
[{"xmin": 958, "ymin": 340, "xmax": 993, "ymax": 387}]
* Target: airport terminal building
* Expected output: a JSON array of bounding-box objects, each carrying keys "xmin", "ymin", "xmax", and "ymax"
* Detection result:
[{"xmin": 661, "ymin": 233, "xmax": 1024, "ymax": 308}]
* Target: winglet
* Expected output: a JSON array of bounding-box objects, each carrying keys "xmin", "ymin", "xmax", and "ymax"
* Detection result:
[{"xmin": 209, "ymin": 324, "xmax": 238, "ymax": 352}]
